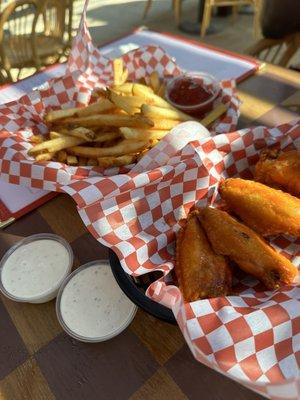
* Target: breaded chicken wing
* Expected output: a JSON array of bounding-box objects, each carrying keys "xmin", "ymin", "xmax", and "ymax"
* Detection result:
[
  {"xmin": 175, "ymin": 210, "xmax": 232, "ymax": 302},
  {"xmin": 199, "ymin": 207, "xmax": 298, "ymax": 290},
  {"xmin": 219, "ymin": 178, "xmax": 300, "ymax": 236},
  {"xmin": 255, "ymin": 149, "xmax": 300, "ymax": 198}
]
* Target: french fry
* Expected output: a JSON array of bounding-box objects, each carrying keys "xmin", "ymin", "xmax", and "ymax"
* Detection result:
[
  {"xmin": 28, "ymin": 136, "xmax": 84, "ymax": 155},
  {"xmin": 97, "ymin": 154, "xmax": 137, "ymax": 168},
  {"xmin": 35, "ymin": 152, "xmax": 55, "ymax": 161},
  {"xmin": 119, "ymin": 68, "xmax": 129, "ymax": 85},
  {"xmin": 120, "ymin": 127, "xmax": 169, "ymax": 140},
  {"xmin": 67, "ymin": 139, "xmax": 151, "ymax": 158},
  {"xmin": 60, "ymin": 114, "xmax": 154, "ymax": 129},
  {"xmin": 150, "ymin": 118, "xmax": 180, "ymax": 130},
  {"xmin": 57, "ymin": 150, "xmax": 67, "ymax": 163},
  {"xmin": 108, "ymin": 90, "xmax": 149, "ymax": 115},
  {"xmin": 50, "ymin": 131, "xmax": 64, "ymax": 139},
  {"xmin": 109, "ymin": 91, "xmax": 147, "ymax": 107},
  {"xmin": 132, "ymin": 83, "xmax": 154, "ymax": 95},
  {"xmin": 108, "ymin": 90, "xmax": 140, "ymax": 115},
  {"xmin": 141, "ymin": 104, "xmax": 193, "ymax": 122},
  {"xmin": 45, "ymin": 99, "xmax": 114, "ymax": 123},
  {"xmin": 149, "ymin": 71, "xmax": 160, "ymax": 93},
  {"xmin": 157, "ymin": 83, "xmax": 166, "ymax": 97},
  {"xmin": 67, "ymin": 155, "xmax": 78, "ymax": 166},
  {"xmin": 44, "ymin": 108, "xmax": 78, "ymax": 123},
  {"xmin": 108, "ymin": 90, "xmax": 157, "ymax": 112},
  {"xmin": 112, "ymin": 82, "xmax": 133, "ymax": 95},
  {"xmin": 113, "ymin": 58, "xmax": 124, "ymax": 86},
  {"xmin": 87, "ymin": 158, "xmax": 98, "ymax": 166},
  {"xmin": 94, "ymin": 132, "xmax": 120, "ymax": 143},
  {"xmin": 30, "ymin": 134, "xmax": 44, "ymax": 144},
  {"xmin": 64, "ymin": 127, "xmax": 96, "ymax": 141},
  {"xmin": 149, "ymin": 139, "xmax": 159, "ymax": 148},
  {"xmin": 199, "ymin": 103, "xmax": 227, "ymax": 127},
  {"xmin": 76, "ymin": 99, "xmax": 114, "ymax": 117},
  {"xmin": 132, "ymin": 84, "xmax": 171, "ymax": 108}
]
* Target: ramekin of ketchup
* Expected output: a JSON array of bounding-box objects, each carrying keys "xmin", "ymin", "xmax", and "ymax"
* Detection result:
[{"xmin": 165, "ymin": 72, "xmax": 220, "ymax": 118}]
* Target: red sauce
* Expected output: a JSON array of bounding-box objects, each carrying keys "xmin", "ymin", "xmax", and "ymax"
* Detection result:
[{"xmin": 168, "ymin": 76, "xmax": 213, "ymax": 107}]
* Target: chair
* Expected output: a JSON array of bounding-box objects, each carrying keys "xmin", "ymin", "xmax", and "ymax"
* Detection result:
[
  {"xmin": 143, "ymin": 0, "xmax": 182, "ymax": 26},
  {"xmin": 38, "ymin": 0, "xmax": 68, "ymax": 61},
  {"xmin": 200, "ymin": 0, "xmax": 261, "ymax": 38},
  {"xmin": 65, "ymin": 0, "xmax": 74, "ymax": 51},
  {"xmin": 245, "ymin": 33, "xmax": 300, "ymax": 67},
  {"xmin": 0, "ymin": 0, "xmax": 39, "ymax": 81},
  {"xmin": 0, "ymin": 0, "xmax": 67, "ymax": 82}
]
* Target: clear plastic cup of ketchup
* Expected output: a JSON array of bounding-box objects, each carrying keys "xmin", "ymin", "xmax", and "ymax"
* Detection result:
[{"xmin": 165, "ymin": 72, "xmax": 220, "ymax": 118}]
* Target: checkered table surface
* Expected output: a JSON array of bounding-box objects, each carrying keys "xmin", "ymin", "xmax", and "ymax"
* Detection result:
[{"xmin": 0, "ymin": 38, "xmax": 299, "ymax": 400}]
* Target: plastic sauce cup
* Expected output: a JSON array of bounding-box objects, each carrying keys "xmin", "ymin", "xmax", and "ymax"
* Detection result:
[
  {"xmin": 56, "ymin": 260, "xmax": 137, "ymax": 343},
  {"xmin": 165, "ymin": 71, "xmax": 220, "ymax": 117},
  {"xmin": 0, "ymin": 233, "xmax": 73, "ymax": 304}
]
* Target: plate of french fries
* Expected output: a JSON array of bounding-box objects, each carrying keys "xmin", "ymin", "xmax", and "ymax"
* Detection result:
[{"xmin": 28, "ymin": 58, "xmax": 227, "ymax": 169}]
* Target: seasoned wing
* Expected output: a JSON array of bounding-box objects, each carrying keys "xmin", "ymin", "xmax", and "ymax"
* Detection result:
[
  {"xmin": 255, "ymin": 149, "xmax": 300, "ymax": 198},
  {"xmin": 199, "ymin": 207, "xmax": 298, "ymax": 290},
  {"xmin": 175, "ymin": 210, "xmax": 232, "ymax": 302},
  {"xmin": 219, "ymin": 178, "xmax": 300, "ymax": 236}
]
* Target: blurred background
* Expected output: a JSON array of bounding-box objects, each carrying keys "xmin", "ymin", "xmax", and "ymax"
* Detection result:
[{"xmin": 0, "ymin": 0, "xmax": 299, "ymax": 83}]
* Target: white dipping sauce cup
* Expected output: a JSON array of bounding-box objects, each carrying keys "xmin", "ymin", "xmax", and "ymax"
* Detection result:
[
  {"xmin": 56, "ymin": 260, "xmax": 137, "ymax": 342},
  {"xmin": 0, "ymin": 234, "xmax": 73, "ymax": 303}
]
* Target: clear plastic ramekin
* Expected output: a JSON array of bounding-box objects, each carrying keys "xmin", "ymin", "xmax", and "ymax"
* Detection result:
[
  {"xmin": 165, "ymin": 71, "xmax": 220, "ymax": 117},
  {"xmin": 56, "ymin": 260, "xmax": 137, "ymax": 343},
  {"xmin": 0, "ymin": 233, "xmax": 73, "ymax": 303}
]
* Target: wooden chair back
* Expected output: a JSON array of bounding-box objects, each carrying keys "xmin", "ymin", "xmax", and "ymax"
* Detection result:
[
  {"xmin": 143, "ymin": 0, "xmax": 182, "ymax": 27},
  {"xmin": 201, "ymin": 0, "xmax": 261, "ymax": 38},
  {"xmin": 0, "ymin": 0, "xmax": 40, "ymax": 76},
  {"xmin": 246, "ymin": 33, "xmax": 300, "ymax": 67},
  {"xmin": 41, "ymin": 0, "xmax": 66, "ymax": 39}
]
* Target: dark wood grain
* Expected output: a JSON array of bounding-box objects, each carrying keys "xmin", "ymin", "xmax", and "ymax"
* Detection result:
[
  {"xmin": 130, "ymin": 368, "xmax": 188, "ymax": 400},
  {"xmin": 38, "ymin": 194, "xmax": 87, "ymax": 243},
  {"xmin": 36, "ymin": 331, "xmax": 159, "ymax": 400},
  {"xmin": 3, "ymin": 210, "xmax": 53, "ymax": 237},
  {"xmin": 130, "ymin": 309, "xmax": 185, "ymax": 365},
  {"xmin": 0, "ymin": 300, "xmax": 28, "ymax": 379},
  {"xmin": 0, "ymin": 358, "xmax": 54, "ymax": 400},
  {"xmin": 1, "ymin": 296, "xmax": 62, "ymax": 354}
]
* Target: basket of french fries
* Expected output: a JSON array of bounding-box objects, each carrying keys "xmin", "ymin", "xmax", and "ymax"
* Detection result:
[
  {"xmin": 25, "ymin": 55, "xmax": 238, "ymax": 170},
  {"xmin": 2, "ymin": 5, "xmax": 300, "ymax": 399},
  {"xmin": 28, "ymin": 66, "xmax": 227, "ymax": 168}
]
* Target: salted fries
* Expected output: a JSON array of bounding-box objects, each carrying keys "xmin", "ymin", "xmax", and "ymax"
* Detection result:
[{"xmin": 28, "ymin": 58, "xmax": 226, "ymax": 168}]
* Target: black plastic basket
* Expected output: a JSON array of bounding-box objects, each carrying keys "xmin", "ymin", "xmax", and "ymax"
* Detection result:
[{"xmin": 109, "ymin": 249, "xmax": 176, "ymax": 324}]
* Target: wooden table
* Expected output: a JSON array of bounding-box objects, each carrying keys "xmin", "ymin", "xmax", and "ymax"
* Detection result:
[{"xmin": 0, "ymin": 53, "xmax": 299, "ymax": 400}]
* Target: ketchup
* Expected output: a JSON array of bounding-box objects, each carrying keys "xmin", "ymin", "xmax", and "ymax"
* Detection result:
[{"xmin": 168, "ymin": 76, "xmax": 213, "ymax": 107}]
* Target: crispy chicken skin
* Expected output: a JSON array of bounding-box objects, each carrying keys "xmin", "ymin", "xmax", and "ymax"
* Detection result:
[
  {"xmin": 219, "ymin": 178, "xmax": 300, "ymax": 236},
  {"xmin": 254, "ymin": 149, "xmax": 300, "ymax": 198},
  {"xmin": 199, "ymin": 207, "xmax": 298, "ymax": 290},
  {"xmin": 175, "ymin": 210, "xmax": 232, "ymax": 302}
]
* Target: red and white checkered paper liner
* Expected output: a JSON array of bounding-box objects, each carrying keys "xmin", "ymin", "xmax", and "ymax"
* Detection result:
[
  {"xmin": 0, "ymin": 2, "xmax": 299, "ymax": 398},
  {"xmin": 0, "ymin": 1, "xmax": 240, "ymax": 195}
]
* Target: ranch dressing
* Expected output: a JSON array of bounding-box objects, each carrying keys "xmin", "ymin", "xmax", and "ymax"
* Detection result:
[
  {"xmin": 58, "ymin": 262, "xmax": 136, "ymax": 341},
  {"xmin": 0, "ymin": 236, "xmax": 72, "ymax": 303}
]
